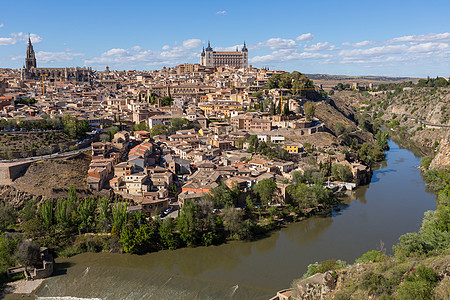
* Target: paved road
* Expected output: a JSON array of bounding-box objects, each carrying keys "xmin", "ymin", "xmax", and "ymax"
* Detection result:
[{"xmin": 0, "ymin": 146, "xmax": 91, "ymax": 164}]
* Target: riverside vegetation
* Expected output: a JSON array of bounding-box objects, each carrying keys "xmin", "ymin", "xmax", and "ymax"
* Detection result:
[
  {"xmin": 284, "ymin": 79, "xmax": 450, "ymax": 299},
  {"xmin": 0, "ymin": 131, "xmax": 389, "ymax": 290},
  {"xmin": 0, "ymin": 99, "xmax": 391, "ymax": 291},
  {"xmin": 288, "ymin": 168, "xmax": 450, "ymax": 299}
]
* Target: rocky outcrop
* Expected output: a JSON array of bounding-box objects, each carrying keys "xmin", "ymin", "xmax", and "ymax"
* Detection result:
[
  {"xmin": 430, "ymin": 133, "xmax": 450, "ymax": 169},
  {"xmin": 292, "ymin": 271, "xmax": 337, "ymax": 299},
  {"xmin": 0, "ymin": 185, "xmax": 37, "ymax": 209}
]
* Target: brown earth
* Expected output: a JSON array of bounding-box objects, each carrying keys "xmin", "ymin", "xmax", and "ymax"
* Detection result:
[
  {"xmin": 1, "ymin": 151, "xmax": 96, "ymax": 207},
  {"xmin": 333, "ymin": 87, "xmax": 450, "ymax": 169}
]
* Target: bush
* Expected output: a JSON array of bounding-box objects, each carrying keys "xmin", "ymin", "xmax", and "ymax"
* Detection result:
[
  {"xmin": 355, "ymin": 250, "xmax": 387, "ymax": 264},
  {"xmin": 397, "ymin": 280, "xmax": 433, "ymax": 300},
  {"xmin": 421, "ymin": 156, "xmax": 433, "ymax": 169},
  {"xmin": 361, "ymin": 271, "xmax": 396, "ymax": 296},
  {"xmin": 303, "ymin": 259, "xmax": 347, "ymax": 278}
]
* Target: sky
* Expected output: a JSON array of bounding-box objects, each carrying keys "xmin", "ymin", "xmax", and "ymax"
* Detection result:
[{"xmin": 0, "ymin": 0, "xmax": 449, "ymax": 77}]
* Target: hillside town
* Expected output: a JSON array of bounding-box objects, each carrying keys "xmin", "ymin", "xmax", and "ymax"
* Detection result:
[{"xmin": 0, "ymin": 39, "xmax": 378, "ymax": 220}]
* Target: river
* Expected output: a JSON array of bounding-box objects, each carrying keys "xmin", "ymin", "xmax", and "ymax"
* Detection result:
[{"xmin": 34, "ymin": 141, "xmax": 437, "ymax": 299}]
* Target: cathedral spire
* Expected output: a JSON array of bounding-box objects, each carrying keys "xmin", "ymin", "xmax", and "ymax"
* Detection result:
[
  {"xmin": 206, "ymin": 40, "xmax": 213, "ymax": 51},
  {"xmin": 241, "ymin": 41, "xmax": 248, "ymax": 52},
  {"xmin": 25, "ymin": 34, "xmax": 37, "ymax": 71}
]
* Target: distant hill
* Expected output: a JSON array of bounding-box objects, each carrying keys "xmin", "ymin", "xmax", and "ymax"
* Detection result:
[{"xmin": 306, "ymin": 74, "xmax": 421, "ymax": 89}]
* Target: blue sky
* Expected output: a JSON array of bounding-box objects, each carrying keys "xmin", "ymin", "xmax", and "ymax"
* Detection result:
[{"xmin": 1, "ymin": 0, "xmax": 449, "ymax": 77}]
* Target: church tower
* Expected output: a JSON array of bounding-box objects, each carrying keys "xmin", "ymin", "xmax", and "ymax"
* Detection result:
[
  {"xmin": 25, "ymin": 36, "xmax": 37, "ymax": 71},
  {"xmin": 241, "ymin": 41, "xmax": 248, "ymax": 68},
  {"xmin": 204, "ymin": 41, "xmax": 214, "ymax": 67}
]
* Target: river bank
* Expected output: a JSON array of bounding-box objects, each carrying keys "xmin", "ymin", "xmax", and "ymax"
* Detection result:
[{"xmin": 31, "ymin": 140, "xmax": 438, "ymax": 299}]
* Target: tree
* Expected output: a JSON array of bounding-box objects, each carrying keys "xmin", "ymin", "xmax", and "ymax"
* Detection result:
[
  {"xmin": 14, "ymin": 239, "xmax": 41, "ymax": 270},
  {"xmin": 253, "ymin": 179, "xmax": 278, "ymax": 207},
  {"xmin": 247, "ymin": 135, "xmax": 259, "ymax": 153},
  {"xmin": 133, "ymin": 122, "xmax": 149, "ymax": 132},
  {"xmin": 161, "ymin": 96, "xmax": 173, "ymax": 107},
  {"xmin": 108, "ymin": 126, "xmax": 119, "ymax": 140},
  {"xmin": 222, "ymin": 206, "xmax": 243, "ymax": 238},
  {"xmin": 169, "ymin": 118, "xmax": 191, "ymax": 133},
  {"xmin": 0, "ymin": 232, "xmax": 22, "ymax": 268},
  {"xmin": 276, "ymin": 101, "xmax": 281, "ymax": 115},
  {"xmin": 112, "ymin": 202, "xmax": 128, "ymax": 232},
  {"xmin": 56, "ymin": 198, "xmax": 76, "ymax": 231},
  {"xmin": 209, "ymin": 184, "xmax": 234, "ymax": 208},
  {"xmin": 159, "ymin": 218, "xmax": 178, "ymax": 250},
  {"xmin": 120, "ymin": 212, "xmax": 158, "ymax": 254},
  {"xmin": 149, "ymin": 123, "xmax": 168, "ymax": 137},
  {"xmin": 303, "ymin": 102, "xmax": 316, "ymax": 121},
  {"xmin": 176, "ymin": 200, "xmax": 200, "ymax": 246},
  {"xmin": 77, "ymin": 197, "xmax": 97, "ymax": 234},
  {"xmin": 96, "ymin": 197, "xmax": 111, "ymax": 233},
  {"xmin": 282, "ymin": 102, "xmax": 289, "ymax": 115},
  {"xmin": 270, "ymin": 101, "xmax": 275, "ymax": 115},
  {"xmin": 40, "ymin": 199, "xmax": 53, "ymax": 230},
  {"xmin": 331, "ymin": 164, "xmax": 353, "ymax": 182},
  {"xmin": 0, "ymin": 203, "xmax": 16, "ymax": 231}
]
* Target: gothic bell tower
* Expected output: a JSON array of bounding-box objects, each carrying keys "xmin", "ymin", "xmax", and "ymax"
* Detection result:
[{"xmin": 25, "ymin": 36, "xmax": 37, "ymax": 71}]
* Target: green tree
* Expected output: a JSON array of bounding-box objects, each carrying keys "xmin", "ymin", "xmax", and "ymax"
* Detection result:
[
  {"xmin": 222, "ymin": 206, "xmax": 243, "ymax": 238},
  {"xmin": 270, "ymin": 101, "xmax": 275, "ymax": 115},
  {"xmin": 112, "ymin": 202, "xmax": 128, "ymax": 232},
  {"xmin": 77, "ymin": 197, "xmax": 97, "ymax": 234},
  {"xmin": 331, "ymin": 164, "xmax": 353, "ymax": 182},
  {"xmin": 133, "ymin": 122, "xmax": 149, "ymax": 132},
  {"xmin": 159, "ymin": 218, "xmax": 178, "ymax": 250},
  {"xmin": 149, "ymin": 123, "xmax": 168, "ymax": 137},
  {"xmin": 40, "ymin": 199, "xmax": 53, "ymax": 230},
  {"xmin": 0, "ymin": 203, "xmax": 16, "ymax": 231},
  {"xmin": 276, "ymin": 101, "xmax": 281, "ymax": 115},
  {"xmin": 253, "ymin": 179, "xmax": 278, "ymax": 207},
  {"xmin": 303, "ymin": 102, "xmax": 316, "ymax": 121},
  {"xmin": 176, "ymin": 200, "xmax": 200, "ymax": 246},
  {"xmin": 282, "ymin": 102, "xmax": 289, "ymax": 115},
  {"xmin": 14, "ymin": 239, "xmax": 41, "ymax": 270},
  {"xmin": 169, "ymin": 118, "xmax": 191, "ymax": 133},
  {"xmin": 96, "ymin": 197, "xmax": 110, "ymax": 233}
]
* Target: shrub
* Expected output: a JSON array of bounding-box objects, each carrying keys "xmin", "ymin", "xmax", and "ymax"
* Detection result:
[
  {"xmin": 303, "ymin": 259, "xmax": 347, "ymax": 278},
  {"xmin": 361, "ymin": 272, "xmax": 396, "ymax": 296},
  {"xmin": 355, "ymin": 250, "xmax": 387, "ymax": 264},
  {"xmin": 397, "ymin": 280, "xmax": 433, "ymax": 300},
  {"xmin": 421, "ymin": 156, "xmax": 433, "ymax": 169}
]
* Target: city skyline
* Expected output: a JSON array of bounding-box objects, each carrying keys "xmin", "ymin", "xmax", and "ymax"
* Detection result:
[{"xmin": 1, "ymin": 0, "xmax": 449, "ymax": 77}]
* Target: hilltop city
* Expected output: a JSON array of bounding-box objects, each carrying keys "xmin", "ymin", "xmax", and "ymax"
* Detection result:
[
  {"xmin": 1, "ymin": 34, "xmax": 450, "ymax": 299},
  {"xmin": 0, "ymin": 37, "xmax": 379, "ymax": 217}
]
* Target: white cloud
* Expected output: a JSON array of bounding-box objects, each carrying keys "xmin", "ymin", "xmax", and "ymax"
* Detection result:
[
  {"xmin": 339, "ymin": 45, "xmax": 408, "ymax": 58},
  {"xmin": 342, "ymin": 40, "xmax": 376, "ymax": 47},
  {"xmin": 389, "ymin": 32, "xmax": 450, "ymax": 44},
  {"xmin": 103, "ymin": 48, "xmax": 130, "ymax": 57},
  {"xmin": 0, "ymin": 32, "xmax": 43, "ymax": 46},
  {"xmin": 216, "ymin": 10, "xmax": 227, "ymax": 15},
  {"xmin": 304, "ymin": 42, "xmax": 337, "ymax": 51},
  {"xmin": 85, "ymin": 38, "xmax": 203, "ymax": 67},
  {"xmin": 36, "ymin": 50, "xmax": 84, "ymax": 63},
  {"xmin": 296, "ymin": 33, "xmax": 314, "ymax": 42},
  {"xmin": 0, "ymin": 24, "xmax": 4, "ymax": 28},
  {"xmin": 252, "ymin": 38, "xmax": 297, "ymax": 50},
  {"xmin": 182, "ymin": 39, "xmax": 202, "ymax": 49},
  {"xmin": 215, "ymin": 45, "xmax": 242, "ymax": 51},
  {"xmin": 250, "ymin": 49, "xmax": 330, "ymax": 64},
  {"xmin": 0, "ymin": 37, "xmax": 17, "ymax": 45}
]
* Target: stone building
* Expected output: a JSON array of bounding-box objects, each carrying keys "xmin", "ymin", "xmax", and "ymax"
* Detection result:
[
  {"xmin": 201, "ymin": 41, "xmax": 248, "ymax": 68},
  {"xmin": 21, "ymin": 37, "xmax": 92, "ymax": 82}
]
